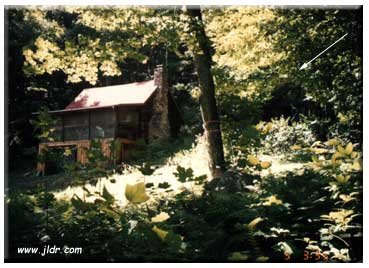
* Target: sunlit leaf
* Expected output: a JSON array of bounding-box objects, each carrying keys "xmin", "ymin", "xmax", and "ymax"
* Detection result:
[
  {"xmin": 330, "ymin": 248, "xmax": 351, "ymax": 261},
  {"xmin": 256, "ymin": 256, "xmax": 269, "ymax": 262},
  {"xmin": 255, "ymin": 121, "xmax": 265, "ymax": 132},
  {"xmin": 247, "ymin": 217, "xmax": 264, "ymax": 230},
  {"xmin": 321, "ymin": 209, "xmax": 355, "ymax": 225},
  {"xmin": 337, "ymin": 145, "xmax": 346, "ymax": 155},
  {"xmin": 332, "ymin": 152, "xmax": 345, "ymax": 162},
  {"xmin": 311, "ymin": 147, "xmax": 329, "ymax": 154},
  {"xmin": 152, "ymin": 225, "xmax": 168, "ymax": 241},
  {"xmin": 290, "ymin": 145, "xmax": 302, "ymax": 150},
  {"xmin": 40, "ymin": 235, "xmax": 51, "ymax": 242},
  {"xmin": 331, "ymin": 156, "xmax": 342, "ymax": 167},
  {"xmin": 351, "ymin": 151, "xmax": 358, "ymax": 158},
  {"xmin": 351, "ymin": 160, "xmax": 362, "ymax": 171},
  {"xmin": 271, "ymin": 227, "xmax": 290, "ymax": 235},
  {"xmin": 262, "ymin": 122, "xmax": 273, "ymax": 134},
  {"xmin": 260, "ymin": 161, "xmax": 271, "ymax": 169},
  {"xmin": 125, "ymin": 182, "xmax": 150, "ymax": 204},
  {"xmin": 64, "ymin": 148, "xmax": 72, "ymax": 156},
  {"xmin": 326, "ymin": 138, "xmax": 341, "ymax": 146},
  {"xmin": 247, "ymin": 155, "xmax": 259, "ymax": 166},
  {"xmin": 151, "ymin": 212, "xmax": 170, "ymax": 223},
  {"xmin": 345, "ymin": 142, "xmax": 353, "ymax": 155},
  {"xmin": 262, "ymin": 195, "xmax": 283, "ymax": 206},
  {"xmin": 277, "ymin": 241, "xmax": 293, "ymax": 255},
  {"xmin": 228, "ymin": 251, "xmax": 249, "ymax": 261},
  {"xmin": 128, "ymin": 220, "xmax": 138, "ymax": 235},
  {"xmin": 311, "ymin": 141, "xmax": 323, "ymax": 147},
  {"xmin": 335, "ymin": 174, "xmax": 350, "ymax": 184},
  {"xmin": 339, "ymin": 194, "xmax": 357, "ymax": 204}
]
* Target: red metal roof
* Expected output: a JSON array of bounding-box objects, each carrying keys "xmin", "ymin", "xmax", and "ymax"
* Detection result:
[{"xmin": 64, "ymin": 80, "xmax": 157, "ymax": 111}]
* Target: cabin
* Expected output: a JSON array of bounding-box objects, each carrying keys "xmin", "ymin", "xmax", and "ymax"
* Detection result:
[{"xmin": 36, "ymin": 65, "xmax": 182, "ymax": 173}]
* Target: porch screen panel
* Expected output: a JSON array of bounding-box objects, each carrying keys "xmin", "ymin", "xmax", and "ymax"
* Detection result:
[
  {"xmin": 116, "ymin": 108, "xmax": 139, "ymax": 139},
  {"xmin": 90, "ymin": 109, "xmax": 115, "ymax": 139},
  {"xmin": 63, "ymin": 112, "xmax": 89, "ymax": 141}
]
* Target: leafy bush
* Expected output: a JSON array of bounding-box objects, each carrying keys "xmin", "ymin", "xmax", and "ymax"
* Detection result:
[
  {"xmin": 7, "ymin": 154, "xmax": 362, "ymax": 262},
  {"xmin": 30, "ymin": 106, "xmax": 58, "ymax": 142},
  {"xmin": 7, "ymin": 126, "xmax": 362, "ymax": 263},
  {"xmin": 257, "ymin": 116, "xmax": 316, "ymax": 155}
]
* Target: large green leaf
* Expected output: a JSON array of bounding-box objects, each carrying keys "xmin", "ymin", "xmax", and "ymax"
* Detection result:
[
  {"xmin": 228, "ymin": 251, "xmax": 249, "ymax": 261},
  {"xmin": 152, "ymin": 225, "xmax": 168, "ymax": 241},
  {"xmin": 125, "ymin": 182, "xmax": 150, "ymax": 204}
]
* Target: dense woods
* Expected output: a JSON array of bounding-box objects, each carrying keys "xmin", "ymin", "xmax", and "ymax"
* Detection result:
[{"xmin": 5, "ymin": 6, "xmax": 362, "ymax": 263}]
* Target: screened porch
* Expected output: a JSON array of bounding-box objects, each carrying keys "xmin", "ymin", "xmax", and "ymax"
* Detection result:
[{"xmin": 50, "ymin": 107, "xmax": 141, "ymax": 142}]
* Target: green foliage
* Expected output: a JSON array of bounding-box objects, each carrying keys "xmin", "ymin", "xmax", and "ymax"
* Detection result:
[
  {"xmin": 125, "ymin": 182, "xmax": 150, "ymax": 204},
  {"xmin": 61, "ymin": 139, "xmax": 119, "ymax": 186},
  {"xmin": 174, "ymin": 166, "xmax": 207, "ymax": 185},
  {"xmin": 218, "ymin": 91, "xmax": 264, "ymax": 153},
  {"xmin": 31, "ymin": 106, "xmax": 58, "ymax": 142},
  {"xmin": 308, "ymin": 139, "xmax": 362, "ymax": 184},
  {"xmin": 7, "ymin": 149, "xmax": 362, "ymax": 262},
  {"xmin": 138, "ymin": 163, "xmax": 157, "ymax": 176},
  {"xmin": 174, "ymin": 166, "xmax": 194, "ymax": 183},
  {"xmin": 258, "ymin": 116, "xmax": 317, "ymax": 157},
  {"xmin": 206, "ymin": 7, "xmax": 362, "ymax": 142}
]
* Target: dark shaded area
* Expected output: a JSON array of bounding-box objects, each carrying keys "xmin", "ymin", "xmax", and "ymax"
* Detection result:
[
  {"xmin": 263, "ymin": 83, "xmax": 313, "ymax": 121},
  {"xmin": 261, "ymin": 83, "xmax": 336, "ymax": 140}
]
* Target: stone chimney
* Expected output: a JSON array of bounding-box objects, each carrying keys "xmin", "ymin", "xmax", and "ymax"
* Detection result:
[
  {"xmin": 148, "ymin": 65, "xmax": 170, "ymax": 141},
  {"xmin": 154, "ymin": 65, "xmax": 165, "ymax": 88}
]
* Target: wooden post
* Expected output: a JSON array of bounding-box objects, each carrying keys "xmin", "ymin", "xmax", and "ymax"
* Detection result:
[
  {"xmin": 88, "ymin": 110, "xmax": 91, "ymax": 140},
  {"xmin": 138, "ymin": 108, "xmax": 142, "ymax": 139},
  {"xmin": 113, "ymin": 106, "xmax": 117, "ymax": 138},
  {"xmin": 61, "ymin": 115, "xmax": 65, "ymax": 142},
  {"xmin": 36, "ymin": 144, "xmax": 47, "ymax": 176},
  {"xmin": 77, "ymin": 141, "xmax": 90, "ymax": 164}
]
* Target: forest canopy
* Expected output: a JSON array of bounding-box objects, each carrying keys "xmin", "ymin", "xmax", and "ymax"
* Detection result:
[{"xmin": 8, "ymin": 6, "xmax": 362, "ymax": 149}]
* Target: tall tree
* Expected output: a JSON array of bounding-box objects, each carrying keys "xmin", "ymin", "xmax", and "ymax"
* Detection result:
[{"xmin": 186, "ymin": 7, "xmax": 226, "ymax": 177}]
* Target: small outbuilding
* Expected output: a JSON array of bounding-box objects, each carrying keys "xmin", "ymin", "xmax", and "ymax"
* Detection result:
[{"xmin": 37, "ymin": 65, "xmax": 182, "ymax": 173}]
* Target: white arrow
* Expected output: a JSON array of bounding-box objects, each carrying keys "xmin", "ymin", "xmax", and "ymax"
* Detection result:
[{"xmin": 299, "ymin": 33, "xmax": 348, "ymax": 70}]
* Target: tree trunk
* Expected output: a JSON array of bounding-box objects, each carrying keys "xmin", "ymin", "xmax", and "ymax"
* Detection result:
[{"xmin": 187, "ymin": 7, "xmax": 226, "ymax": 178}]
